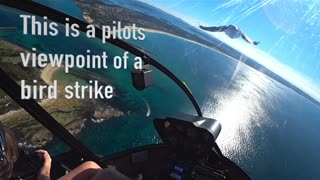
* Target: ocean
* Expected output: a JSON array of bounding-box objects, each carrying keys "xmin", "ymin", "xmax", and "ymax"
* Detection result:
[{"xmin": 1, "ymin": 1, "xmax": 320, "ymax": 179}]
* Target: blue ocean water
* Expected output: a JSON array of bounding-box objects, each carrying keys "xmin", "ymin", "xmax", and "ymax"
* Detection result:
[
  {"xmin": 131, "ymin": 32, "xmax": 320, "ymax": 180},
  {"xmin": 1, "ymin": 1, "xmax": 320, "ymax": 180}
]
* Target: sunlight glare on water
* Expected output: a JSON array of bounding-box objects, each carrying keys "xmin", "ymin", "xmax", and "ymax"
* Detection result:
[{"xmin": 203, "ymin": 64, "xmax": 279, "ymax": 162}]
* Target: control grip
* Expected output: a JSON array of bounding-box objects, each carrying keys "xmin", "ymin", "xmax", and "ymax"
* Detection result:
[{"xmin": 12, "ymin": 151, "xmax": 44, "ymax": 179}]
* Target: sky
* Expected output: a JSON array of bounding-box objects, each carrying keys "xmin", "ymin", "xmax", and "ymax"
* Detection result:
[{"xmin": 140, "ymin": 0, "xmax": 320, "ymax": 101}]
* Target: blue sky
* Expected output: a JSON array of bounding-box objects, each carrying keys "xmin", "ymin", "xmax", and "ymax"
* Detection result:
[{"xmin": 140, "ymin": 0, "xmax": 320, "ymax": 101}]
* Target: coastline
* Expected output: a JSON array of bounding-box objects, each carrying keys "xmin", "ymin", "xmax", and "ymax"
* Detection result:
[
  {"xmin": 0, "ymin": 40, "xmax": 124, "ymax": 148},
  {"xmin": 143, "ymin": 27, "xmax": 220, "ymax": 52},
  {"xmin": 74, "ymin": 0, "xmax": 240, "ymax": 63},
  {"xmin": 41, "ymin": 64, "xmax": 62, "ymax": 85},
  {"xmin": 143, "ymin": 28, "xmax": 242, "ymax": 61},
  {"xmin": 101, "ymin": 25, "xmax": 240, "ymax": 64}
]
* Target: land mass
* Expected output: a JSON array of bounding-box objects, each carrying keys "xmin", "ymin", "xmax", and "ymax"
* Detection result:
[{"xmin": 0, "ymin": 40, "xmax": 124, "ymax": 148}]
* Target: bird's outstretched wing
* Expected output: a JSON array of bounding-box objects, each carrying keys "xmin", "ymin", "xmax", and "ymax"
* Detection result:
[
  {"xmin": 199, "ymin": 25, "xmax": 228, "ymax": 32},
  {"xmin": 241, "ymin": 34, "xmax": 259, "ymax": 45}
]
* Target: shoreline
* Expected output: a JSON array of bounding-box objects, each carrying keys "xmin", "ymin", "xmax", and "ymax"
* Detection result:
[
  {"xmin": 141, "ymin": 27, "xmax": 240, "ymax": 62},
  {"xmin": 98, "ymin": 24, "xmax": 241, "ymax": 63},
  {"xmin": 41, "ymin": 65, "xmax": 61, "ymax": 85},
  {"xmin": 143, "ymin": 27, "xmax": 218, "ymax": 51},
  {"xmin": 0, "ymin": 40, "xmax": 124, "ymax": 148},
  {"xmin": 78, "ymin": 9, "xmax": 239, "ymax": 62}
]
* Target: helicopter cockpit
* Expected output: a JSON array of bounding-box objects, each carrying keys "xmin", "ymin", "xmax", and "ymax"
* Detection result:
[{"xmin": 0, "ymin": 1, "xmax": 251, "ymax": 179}]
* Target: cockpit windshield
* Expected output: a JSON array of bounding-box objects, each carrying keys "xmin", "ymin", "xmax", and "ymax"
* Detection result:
[
  {"xmin": 0, "ymin": 1, "xmax": 196, "ymax": 157},
  {"xmin": 1, "ymin": 0, "xmax": 320, "ymax": 179}
]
